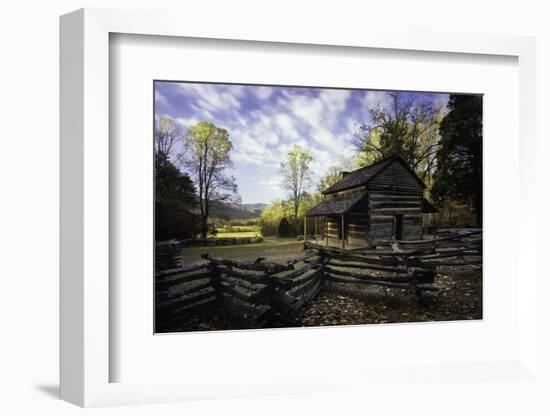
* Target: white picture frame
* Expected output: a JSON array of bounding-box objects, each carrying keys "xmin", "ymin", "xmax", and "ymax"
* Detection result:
[{"xmin": 60, "ymin": 7, "xmax": 538, "ymax": 408}]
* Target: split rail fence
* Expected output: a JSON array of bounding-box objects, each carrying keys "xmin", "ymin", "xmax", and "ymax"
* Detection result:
[{"xmin": 155, "ymin": 229, "xmax": 482, "ymax": 328}]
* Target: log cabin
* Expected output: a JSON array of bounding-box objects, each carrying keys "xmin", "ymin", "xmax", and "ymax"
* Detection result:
[{"xmin": 305, "ymin": 155, "xmax": 437, "ymax": 248}]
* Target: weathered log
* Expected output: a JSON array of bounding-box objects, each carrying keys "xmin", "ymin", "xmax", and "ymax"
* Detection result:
[
  {"xmin": 274, "ymin": 260, "xmax": 321, "ymax": 281},
  {"xmin": 327, "ymin": 258, "xmax": 408, "ymax": 274},
  {"xmin": 288, "ymin": 267, "xmax": 324, "ymax": 289},
  {"xmin": 289, "ymin": 270, "xmax": 323, "ymax": 297},
  {"xmin": 219, "ymin": 293, "xmax": 271, "ymax": 320},
  {"xmin": 427, "ymin": 259, "xmax": 483, "ymax": 267},
  {"xmin": 419, "ymin": 250, "xmax": 481, "ymax": 260},
  {"xmin": 169, "ymin": 280, "xmax": 212, "ymax": 298},
  {"xmin": 217, "ymin": 274, "xmax": 268, "ymax": 292},
  {"xmin": 326, "ymin": 273, "xmax": 438, "ymax": 291},
  {"xmin": 218, "ymin": 281, "xmax": 257, "ymax": 303},
  {"xmin": 157, "ymin": 288, "xmax": 217, "ymax": 312},
  {"xmin": 155, "ymin": 271, "xmax": 212, "ymax": 291},
  {"xmin": 288, "ymin": 252, "xmax": 320, "ymax": 264},
  {"xmin": 170, "ymin": 295, "xmax": 217, "ymax": 316},
  {"xmin": 377, "ymin": 230, "xmax": 482, "ymax": 246},
  {"xmin": 293, "ymin": 279, "xmax": 324, "ymax": 311},
  {"xmin": 201, "ymin": 253, "xmax": 294, "ymax": 273},
  {"xmin": 325, "ymin": 265, "xmax": 386, "ymax": 280},
  {"xmin": 156, "ymin": 263, "xmax": 208, "ymax": 277},
  {"xmin": 325, "ymin": 265, "xmax": 427, "ymax": 284},
  {"xmin": 270, "ymin": 288, "xmax": 299, "ymax": 310},
  {"xmin": 218, "ymin": 266, "xmax": 292, "ymax": 289}
]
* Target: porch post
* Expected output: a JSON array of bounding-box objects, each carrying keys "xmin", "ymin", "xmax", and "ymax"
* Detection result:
[
  {"xmin": 314, "ymin": 216, "xmax": 318, "ymax": 242},
  {"xmin": 325, "ymin": 216, "xmax": 328, "ymax": 246},
  {"xmin": 304, "ymin": 216, "xmax": 307, "ymax": 241},
  {"xmin": 341, "ymin": 214, "xmax": 345, "ymax": 249}
]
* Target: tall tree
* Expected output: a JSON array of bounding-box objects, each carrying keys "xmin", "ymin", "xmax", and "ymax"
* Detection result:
[
  {"xmin": 317, "ymin": 167, "xmax": 343, "ymax": 194},
  {"xmin": 155, "ymin": 116, "xmax": 182, "ymax": 165},
  {"xmin": 154, "ymin": 121, "xmax": 199, "ymax": 240},
  {"xmin": 154, "ymin": 156, "xmax": 199, "ymax": 240},
  {"xmin": 353, "ymin": 91, "xmax": 442, "ymax": 181},
  {"xmin": 432, "ymin": 95, "xmax": 483, "ymax": 226},
  {"xmin": 317, "ymin": 155, "xmax": 355, "ymax": 193},
  {"xmin": 182, "ymin": 121, "xmax": 238, "ymax": 239},
  {"xmin": 280, "ymin": 144, "xmax": 314, "ymax": 235},
  {"xmin": 155, "ymin": 153, "xmax": 196, "ymax": 205}
]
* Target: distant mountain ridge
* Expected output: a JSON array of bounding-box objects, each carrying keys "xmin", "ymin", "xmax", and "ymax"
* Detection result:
[
  {"xmin": 242, "ymin": 203, "xmax": 269, "ymax": 211},
  {"xmin": 205, "ymin": 201, "xmax": 268, "ymax": 219}
]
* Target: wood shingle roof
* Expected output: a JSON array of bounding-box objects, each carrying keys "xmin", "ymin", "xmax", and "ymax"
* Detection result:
[
  {"xmin": 306, "ymin": 190, "xmax": 367, "ymax": 216},
  {"xmin": 322, "ymin": 155, "xmax": 426, "ymax": 195}
]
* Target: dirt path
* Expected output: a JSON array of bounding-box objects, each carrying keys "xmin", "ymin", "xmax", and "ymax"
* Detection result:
[{"xmin": 180, "ymin": 239, "xmax": 305, "ymax": 265}]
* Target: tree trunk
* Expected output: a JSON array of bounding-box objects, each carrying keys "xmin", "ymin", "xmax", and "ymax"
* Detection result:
[
  {"xmin": 200, "ymin": 217, "xmax": 208, "ymax": 240},
  {"xmin": 294, "ymin": 205, "xmax": 299, "ymax": 236}
]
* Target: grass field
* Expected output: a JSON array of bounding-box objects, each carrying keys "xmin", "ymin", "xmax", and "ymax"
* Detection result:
[
  {"xmin": 211, "ymin": 224, "xmax": 261, "ymax": 239},
  {"xmin": 215, "ymin": 231, "xmax": 259, "ymax": 238},
  {"xmin": 181, "ymin": 236, "xmax": 304, "ymax": 265}
]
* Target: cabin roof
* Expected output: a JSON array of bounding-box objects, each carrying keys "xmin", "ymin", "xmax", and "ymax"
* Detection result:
[
  {"xmin": 306, "ymin": 190, "xmax": 367, "ymax": 216},
  {"xmin": 322, "ymin": 155, "xmax": 426, "ymax": 195}
]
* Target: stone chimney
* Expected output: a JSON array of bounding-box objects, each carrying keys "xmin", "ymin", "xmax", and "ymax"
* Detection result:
[{"xmin": 341, "ymin": 171, "xmax": 350, "ymax": 178}]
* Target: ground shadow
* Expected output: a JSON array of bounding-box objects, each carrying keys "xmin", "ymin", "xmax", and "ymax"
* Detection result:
[{"xmin": 34, "ymin": 384, "xmax": 59, "ymax": 399}]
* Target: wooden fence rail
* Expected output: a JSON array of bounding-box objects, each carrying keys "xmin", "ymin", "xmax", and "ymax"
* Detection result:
[{"xmin": 156, "ymin": 230, "xmax": 482, "ymax": 329}]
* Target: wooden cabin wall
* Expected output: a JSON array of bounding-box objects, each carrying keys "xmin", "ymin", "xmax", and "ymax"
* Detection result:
[
  {"xmin": 367, "ymin": 191, "xmax": 423, "ymax": 244},
  {"xmin": 403, "ymin": 213, "xmax": 423, "ymax": 239},
  {"xmin": 365, "ymin": 160, "xmax": 425, "ymax": 244},
  {"xmin": 347, "ymin": 214, "xmax": 367, "ymax": 245},
  {"xmin": 325, "ymin": 216, "xmax": 340, "ymax": 244},
  {"xmin": 325, "ymin": 215, "xmax": 367, "ymax": 246}
]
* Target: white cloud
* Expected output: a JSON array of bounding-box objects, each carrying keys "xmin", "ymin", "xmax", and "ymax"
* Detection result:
[
  {"xmin": 175, "ymin": 116, "xmax": 199, "ymax": 129},
  {"xmin": 319, "ymin": 89, "xmax": 351, "ymax": 115},
  {"xmin": 277, "ymin": 92, "xmax": 324, "ymax": 127},
  {"xmin": 362, "ymin": 91, "xmax": 393, "ymax": 113},
  {"xmin": 274, "ymin": 113, "xmax": 299, "ymax": 140},
  {"xmin": 231, "ymin": 128, "xmax": 280, "ymax": 169},
  {"xmin": 252, "ymin": 86, "xmax": 273, "ymax": 100},
  {"xmin": 257, "ymin": 177, "xmax": 282, "ymax": 193},
  {"xmin": 222, "ymin": 92, "xmax": 241, "ymax": 109},
  {"xmin": 236, "ymin": 116, "xmax": 248, "ymax": 127},
  {"xmin": 311, "ymin": 126, "xmax": 335, "ymax": 147},
  {"xmin": 155, "ymin": 91, "xmax": 168, "ymax": 106},
  {"xmin": 191, "ymin": 104, "xmax": 214, "ymax": 120},
  {"xmin": 225, "ymin": 84, "xmax": 246, "ymax": 98},
  {"xmin": 162, "ymin": 83, "xmax": 358, "ymax": 201},
  {"xmin": 177, "ymin": 83, "xmax": 242, "ymax": 114}
]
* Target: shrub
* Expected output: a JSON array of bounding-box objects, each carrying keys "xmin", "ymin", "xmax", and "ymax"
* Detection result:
[
  {"xmin": 278, "ymin": 217, "xmax": 292, "ymax": 237},
  {"xmin": 155, "ymin": 201, "xmax": 200, "ymax": 240}
]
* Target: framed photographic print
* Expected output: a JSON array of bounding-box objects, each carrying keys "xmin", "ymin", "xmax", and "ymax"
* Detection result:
[
  {"xmin": 60, "ymin": 7, "xmax": 538, "ymax": 408},
  {"xmin": 153, "ymin": 80, "xmax": 482, "ymax": 334}
]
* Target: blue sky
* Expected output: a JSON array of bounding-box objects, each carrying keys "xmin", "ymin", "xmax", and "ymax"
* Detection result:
[{"xmin": 155, "ymin": 81, "xmax": 449, "ymax": 204}]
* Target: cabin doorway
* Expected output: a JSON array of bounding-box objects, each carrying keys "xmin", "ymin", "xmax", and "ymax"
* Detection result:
[{"xmin": 394, "ymin": 215, "xmax": 404, "ymax": 240}]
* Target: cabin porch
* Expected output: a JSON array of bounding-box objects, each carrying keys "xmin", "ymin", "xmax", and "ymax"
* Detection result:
[
  {"xmin": 304, "ymin": 213, "xmax": 369, "ymax": 250},
  {"xmin": 304, "ymin": 189, "xmax": 369, "ymax": 250}
]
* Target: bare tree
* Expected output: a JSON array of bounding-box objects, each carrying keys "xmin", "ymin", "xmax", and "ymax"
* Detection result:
[
  {"xmin": 353, "ymin": 91, "xmax": 442, "ymax": 181},
  {"xmin": 280, "ymin": 144, "xmax": 314, "ymax": 235},
  {"xmin": 182, "ymin": 121, "xmax": 238, "ymax": 239},
  {"xmin": 155, "ymin": 116, "xmax": 182, "ymax": 166}
]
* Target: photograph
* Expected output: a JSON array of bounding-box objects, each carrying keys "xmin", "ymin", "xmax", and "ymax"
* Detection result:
[{"xmin": 154, "ymin": 81, "xmax": 483, "ymax": 333}]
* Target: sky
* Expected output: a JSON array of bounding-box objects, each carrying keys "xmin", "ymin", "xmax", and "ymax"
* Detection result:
[{"xmin": 155, "ymin": 81, "xmax": 449, "ymax": 204}]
